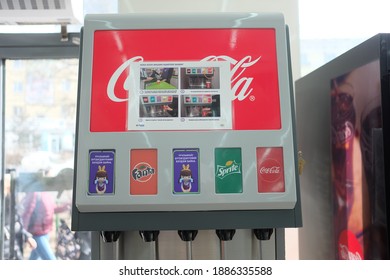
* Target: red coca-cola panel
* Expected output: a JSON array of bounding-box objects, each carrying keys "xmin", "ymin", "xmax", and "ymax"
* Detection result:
[
  {"xmin": 256, "ymin": 147, "xmax": 285, "ymax": 192},
  {"xmin": 89, "ymin": 29, "xmax": 281, "ymax": 132}
]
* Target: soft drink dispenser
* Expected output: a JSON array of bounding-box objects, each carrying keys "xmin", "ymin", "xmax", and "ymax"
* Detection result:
[{"xmin": 72, "ymin": 12, "xmax": 302, "ymax": 260}]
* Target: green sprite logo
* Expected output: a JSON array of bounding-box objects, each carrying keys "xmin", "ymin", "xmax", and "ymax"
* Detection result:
[{"xmin": 216, "ymin": 160, "xmax": 241, "ymax": 179}]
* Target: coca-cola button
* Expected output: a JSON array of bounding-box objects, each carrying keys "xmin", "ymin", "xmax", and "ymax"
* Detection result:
[{"xmin": 258, "ymin": 158, "xmax": 282, "ymax": 182}]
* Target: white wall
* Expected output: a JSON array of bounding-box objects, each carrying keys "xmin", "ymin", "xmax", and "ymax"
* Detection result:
[{"xmin": 118, "ymin": 0, "xmax": 301, "ymax": 81}]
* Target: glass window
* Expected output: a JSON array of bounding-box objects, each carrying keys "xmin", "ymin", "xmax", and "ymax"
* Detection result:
[
  {"xmin": 299, "ymin": 0, "xmax": 390, "ymax": 76},
  {"xmin": 3, "ymin": 59, "xmax": 87, "ymax": 260}
]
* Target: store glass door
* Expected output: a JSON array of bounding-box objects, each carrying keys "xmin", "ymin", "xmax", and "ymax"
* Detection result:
[{"xmin": 1, "ymin": 58, "xmax": 89, "ymax": 260}]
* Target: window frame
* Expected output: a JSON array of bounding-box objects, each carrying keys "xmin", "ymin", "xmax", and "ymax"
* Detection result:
[{"xmin": 0, "ymin": 32, "xmax": 80, "ymax": 260}]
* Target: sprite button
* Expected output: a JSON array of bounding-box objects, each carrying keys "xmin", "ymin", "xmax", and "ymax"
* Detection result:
[{"xmin": 215, "ymin": 148, "xmax": 243, "ymax": 193}]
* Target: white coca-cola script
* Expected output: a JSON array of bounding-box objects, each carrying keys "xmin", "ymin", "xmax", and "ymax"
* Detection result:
[
  {"xmin": 258, "ymin": 158, "xmax": 282, "ymax": 182},
  {"xmin": 259, "ymin": 166, "xmax": 281, "ymax": 174},
  {"xmin": 339, "ymin": 244, "xmax": 362, "ymax": 260},
  {"xmin": 106, "ymin": 55, "xmax": 261, "ymax": 103},
  {"xmin": 201, "ymin": 55, "xmax": 261, "ymax": 101}
]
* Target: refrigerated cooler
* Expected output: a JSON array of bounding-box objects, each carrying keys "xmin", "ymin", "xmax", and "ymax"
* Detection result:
[
  {"xmin": 296, "ymin": 33, "xmax": 390, "ymax": 260},
  {"xmin": 72, "ymin": 12, "xmax": 301, "ymax": 260}
]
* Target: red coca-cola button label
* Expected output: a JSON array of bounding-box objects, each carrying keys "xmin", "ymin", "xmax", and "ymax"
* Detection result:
[{"xmin": 256, "ymin": 147, "xmax": 285, "ymax": 193}]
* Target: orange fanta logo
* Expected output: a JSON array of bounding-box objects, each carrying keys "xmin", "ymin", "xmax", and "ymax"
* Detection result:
[{"xmin": 131, "ymin": 162, "xmax": 155, "ymax": 183}]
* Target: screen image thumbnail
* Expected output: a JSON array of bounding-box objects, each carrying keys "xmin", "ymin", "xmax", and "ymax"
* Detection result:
[
  {"xmin": 139, "ymin": 95, "xmax": 178, "ymax": 118},
  {"xmin": 181, "ymin": 94, "xmax": 220, "ymax": 117},
  {"xmin": 180, "ymin": 67, "xmax": 220, "ymax": 89},
  {"xmin": 140, "ymin": 67, "xmax": 178, "ymax": 90}
]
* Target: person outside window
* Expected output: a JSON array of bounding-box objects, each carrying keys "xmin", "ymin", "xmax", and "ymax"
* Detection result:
[
  {"xmin": 22, "ymin": 191, "xmax": 70, "ymax": 260},
  {"xmin": 3, "ymin": 174, "xmax": 37, "ymax": 259}
]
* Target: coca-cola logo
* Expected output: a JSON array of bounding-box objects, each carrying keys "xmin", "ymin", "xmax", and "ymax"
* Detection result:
[
  {"xmin": 258, "ymin": 158, "xmax": 282, "ymax": 182},
  {"xmin": 338, "ymin": 230, "xmax": 363, "ymax": 260},
  {"xmin": 338, "ymin": 244, "xmax": 362, "ymax": 260},
  {"xmin": 201, "ymin": 55, "xmax": 261, "ymax": 102},
  {"xmin": 106, "ymin": 55, "xmax": 261, "ymax": 103}
]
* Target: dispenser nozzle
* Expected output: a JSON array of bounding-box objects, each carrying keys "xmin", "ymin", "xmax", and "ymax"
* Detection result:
[
  {"xmin": 253, "ymin": 228, "xmax": 273, "ymax": 240},
  {"xmin": 139, "ymin": 230, "xmax": 160, "ymax": 242},
  {"xmin": 178, "ymin": 230, "xmax": 198, "ymax": 242},
  {"xmin": 100, "ymin": 231, "xmax": 122, "ymax": 243},
  {"xmin": 216, "ymin": 229, "xmax": 236, "ymax": 241}
]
